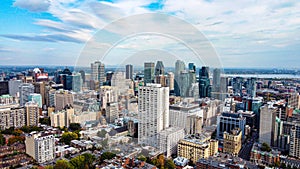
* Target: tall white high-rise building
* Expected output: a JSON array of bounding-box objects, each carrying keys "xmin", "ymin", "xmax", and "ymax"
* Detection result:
[
  {"xmin": 91, "ymin": 61, "xmax": 105, "ymax": 87},
  {"xmin": 25, "ymin": 132, "xmax": 55, "ymax": 163},
  {"xmin": 138, "ymin": 84, "xmax": 169, "ymax": 147},
  {"xmin": 259, "ymin": 104, "xmax": 277, "ymax": 146},
  {"xmin": 19, "ymin": 83, "xmax": 34, "ymax": 106}
]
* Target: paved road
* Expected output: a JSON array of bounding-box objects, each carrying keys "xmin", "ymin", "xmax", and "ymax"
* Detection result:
[{"xmin": 238, "ymin": 131, "xmax": 258, "ymax": 160}]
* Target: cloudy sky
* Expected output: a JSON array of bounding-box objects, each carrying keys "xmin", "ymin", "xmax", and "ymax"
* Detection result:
[{"xmin": 1, "ymin": 0, "xmax": 300, "ymax": 68}]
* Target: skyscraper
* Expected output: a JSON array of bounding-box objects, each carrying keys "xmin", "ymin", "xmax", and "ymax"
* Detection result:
[
  {"xmin": 8, "ymin": 80, "xmax": 22, "ymax": 97},
  {"xmin": 179, "ymin": 70, "xmax": 189, "ymax": 97},
  {"xmin": 138, "ymin": 84, "xmax": 169, "ymax": 147},
  {"xmin": 259, "ymin": 105, "xmax": 277, "ymax": 146},
  {"xmin": 188, "ymin": 63, "xmax": 196, "ymax": 72},
  {"xmin": 155, "ymin": 61, "xmax": 165, "ymax": 76},
  {"xmin": 91, "ymin": 61, "xmax": 105, "ymax": 87},
  {"xmin": 70, "ymin": 73, "xmax": 82, "ymax": 92},
  {"xmin": 79, "ymin": 70, "xmax": 86, "ymax": 83},
  {"xmin": 199, "ymin": 66, "xmax": 211, "ymax": 98},
  {"xmin": 174, "ymin": 60, "xmax": 185, "ymax": 96},
  {"xmin": 246, "ymin": 77, "xmax": 257, "ymax": 98},
  {"xmin": 0, "ymin": 81, "xmax": 9, "ymax": 96},
  {"xmin": 125, "ymin": 64, "xmax": 133, "ymax": 79},
  {"xmin": 25, "ymin": 101, "xmax": 39, "ymax": 126},
  {"xmin": 232, "ymin": 77, "xmax": 244, "ymax": 96},
  {"xmin": 19, "ymin": 83, "xmax": 35, "ymax": 106},
  {"xmin": 212, "ymin": 68, "xmax": 221, "ymax": 100},
  {"xmin": 144, "ymin": 62, "xmax": 155, "ymax": 85},
  {"xmin": 166, "ymin": 72, "xmax": 174, "ymax": 91}
]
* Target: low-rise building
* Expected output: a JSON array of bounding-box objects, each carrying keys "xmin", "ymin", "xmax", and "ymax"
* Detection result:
[
  {"xmin": 173, "ymin": 157, "xmax": 189, "ymax": 167},
  {"xmin": 178, "ymin": 133, "xmax": 218, "ymax": 164},
  {"xmin": 223, "ymin": 128, "xmax": 242, "ymax": 155},
  {"xmin": 197, "ymin": 153, "xmax": 259, "ymax": 169},
  {"xmin": 250, "ymin": 143, "xmax": 281, "ymax": 166}
]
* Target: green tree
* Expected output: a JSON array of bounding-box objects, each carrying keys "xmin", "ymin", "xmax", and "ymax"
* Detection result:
[
  {"xmin": 0, "ymin": 133, "xmax": 6, "ymax": 145},
  {"xmin": 8, "ymin": 136, "xmax": 25, "ymax": 145},
  {"xmin": 20, "ymin": 126, "xmax": 43, "ymax": 133},
  {"xmin": 99, "ymin": 152, "xmax": 116, "ymax": 163},
  {"xmin": 82, "ymin": 153, "xmax": 96, "ymax": 169},
  {"xmin": 281, "ymin": 163, "xmax": 287, "ymax": 169},
  {"xmin": 274, "ymin": 161, "xmax": 280, "ymax": 167},
  {"xmin": 69, "ymin": 123, "xmax": 81, "ymax": 131},
  {"xmin": 70, "ymin": 155, "xmax": 85, "ymax": 169},
  {"xmin": 97, "ymin": 129, "xmax": 107, "ymax": 138},
  {"xmin": 137, "ymin": 155, "xmax": 147, "ymax": 162},
  {"xmin": 261, "ymin": 142, "xmax": 271, "ymax": 152},
  {"xmin": 150, "ymin": 158, "xmax": 158, "ymax": 167},
  {"xmin": 12, "ymin": 129, "xmax": 23, "ymax": 136},
  {"xmin": 54, "ymin": 159, "xmax": 74, "ymax": 169},
  {"xmin": 61, "ymin": 132, "xmax": 78, "ymax": 145},
  {"xmin": 2, "ymin": 127, "xmax": 15, "ymax": 135},
  {"xmin": 157, "ymin": 154, "xmax": 165, "ymax": 169},
  {"xmin": 45, "ymin": 166, "xmax": 54, "ymax": 169},
  {"xmin": 39, "ymin": 117, "xmax": 51, "ymax": 125},
  {"xmin": 165, "ymin": 159, "xmax": 176, "ymax": 169}
]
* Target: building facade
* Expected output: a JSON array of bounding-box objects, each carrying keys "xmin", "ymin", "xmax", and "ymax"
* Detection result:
[
  {"xmin": 289, "ymin": 124, "xmax": 300, "ymax": 158},
  {"xmin": 0, "ymin": 105, "xmax": 25, "ymax": 129},
  {"xmin": 259, "ymin": 105, "xmax": 277, "ymax": 146},
  {"xmin": 91, "ymin": 61, "xmax": 105, "ymax": 87},
  {"xmin": 25, "ymin": 132, "xmax": 55, "ymax": 163},
  {"xmin": 199, "ymin": 66, "xmax": 211, "ymax": 98},
  {"xmin": 125, "ymin": 64, "xmax": 133, "ymax": 80},
  {"xmin": 223, "ymin": 128, "xmax": 242, "ymax": 155},
  {"xmin": 144, "ymin": 62, "xmax": 155, "ymax": 85},
  {"xmin": 19, "ymin": 83, "xmax": 35, "ymax": 106},
  {"xmin": 158, "ymin": 127, "xmax": 185, "ymax": 157},
  {"xmin": 169, "ymin": 102, "xmax": 203, "ymax": 135},
  {"xmin": 177, "ymin": 134, "xmax": 218, "ymax": 164},
  {"xmin": 25, "ymin": 101, "xmax": 39, "ymax": 126},
  {"xmin": 217, "ymin": 112, "xmax": 246, "ymax": 140},
  {"xmin": 138, "ymin": 84, "xmax": 169, "ymax": 147}
]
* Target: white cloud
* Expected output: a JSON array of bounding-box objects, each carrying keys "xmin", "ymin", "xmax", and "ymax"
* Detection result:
[
  {"xmin": 8, "ymin": 0, "xmax": 300, "ymax": 67},
  {"xmin": 13, "ymin": 0, "xmax": 50, "ymax": 12}
]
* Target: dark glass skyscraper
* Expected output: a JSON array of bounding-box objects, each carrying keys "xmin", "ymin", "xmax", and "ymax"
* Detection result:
[
  {"xmin": 144, "ymin": 62, "xmax": 155, "ymax": 84},
  {"xmin": 126, "ymin": 64, "xmax": 133, "ymax": 79},
  {"xmin": 199, "ymin": 66, "xmax": 211, "ymax": 98},
  {"xmin": 155, "ymin": 61, "xmax": 165, "ymax": 76},
  {"xmin": 174, "ymin": 60, "xmax": 185, "ymax": 96}
]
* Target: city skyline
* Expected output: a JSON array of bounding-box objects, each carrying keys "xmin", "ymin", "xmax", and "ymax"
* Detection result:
[{"xmin": 1, "ymin": 0, "xmax": 300, "ymax": 68}]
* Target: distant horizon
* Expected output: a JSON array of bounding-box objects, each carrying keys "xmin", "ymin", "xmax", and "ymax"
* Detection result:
[{"xmin": 1, "ymin": 64, "xmax": 300, "ymax": 71}]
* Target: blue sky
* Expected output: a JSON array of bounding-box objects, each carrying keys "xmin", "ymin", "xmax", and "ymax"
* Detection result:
[{"xmin": 0, "ymin": 0, "xmax": 300, "ymax": 68}]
